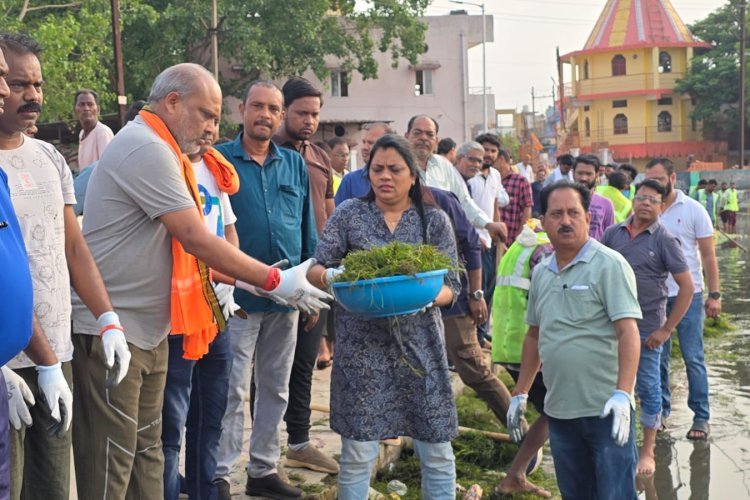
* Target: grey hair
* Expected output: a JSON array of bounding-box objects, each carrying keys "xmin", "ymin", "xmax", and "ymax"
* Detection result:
[
  {"xmin": 363, "ymin": 122, "xmax": 395, "ymax": 134},
  {"xmin": 148, "ymin": 63, "xmax": 215, "ymax": 102},
  {"xmin": 456, "ymin": 141, "xmax": 484, "ymax": 158}
]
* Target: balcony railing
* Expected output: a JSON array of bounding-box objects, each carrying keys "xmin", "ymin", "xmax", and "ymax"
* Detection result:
[{"xmin": 563, "ymin": 71, "xmax": 687, "ymax": 99}]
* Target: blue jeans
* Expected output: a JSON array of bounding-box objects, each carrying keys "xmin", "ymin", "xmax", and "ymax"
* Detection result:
[
  {"xmin": 477, "ymin": 245, "xmax": 497, "ymax": 344},
  {"xmin": 338, "ymin": 438, "xmax": 455, "ymax": 499},
  {"xmin": 548, "ymin": 413, "xmax": 637, "ymax": 500},
  {"xmin": 636, "ymin": 341, "xmax": 662, "ymax": 429},
  {"xmin": 163, "ymin": 332, "xmax": 232, "ymax": 500},
  {"xmin": 660, "ymin": 293, "xmax": 710, "ymax": 423}
]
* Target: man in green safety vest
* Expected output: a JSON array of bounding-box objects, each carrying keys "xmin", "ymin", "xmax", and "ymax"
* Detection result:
[
  {"xmin": 596, "ymin": 171, "xmax": 632, "ymax": 222},
  {"xmin": 698, "ymin": 179, "xmax": 719, "ymax": 226},
  {"xmin": 722, "ymin": 181, "xmax": 739, "ymax": 233},
  {"xmin": 492, "ymin": 221, "xmax": 553, "ymax": 497}
]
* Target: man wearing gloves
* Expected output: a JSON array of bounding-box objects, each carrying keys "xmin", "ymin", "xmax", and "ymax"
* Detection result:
[
  {"xmin": 71, "ymin": 66, "xmax": 329, "ymax": 499},
  {"xmin": 0, "ymin": 33, "xmax": 130, "ymax": 500},
  {"xmin": 508, "ymin": 181, "xmax": 641, "ymax": 499}
]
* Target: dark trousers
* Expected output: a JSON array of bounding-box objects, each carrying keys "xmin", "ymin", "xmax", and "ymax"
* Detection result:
[
  {"xmin": 548, "ymin": 412, "xmax": 637, "ymax": 500},
  {"xmin": 477, "ymin": 246, "xmax": 497, "ymax": 343},
  {"xmin": 284, "ymin": 309, "xmax": 328, "ymax": 445},
  {"xmin": 162, "ymin": 332, "xmax": 232, "ymax": 500}
]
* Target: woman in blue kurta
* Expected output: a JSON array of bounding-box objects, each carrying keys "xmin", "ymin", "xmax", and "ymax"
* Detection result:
[{"xmin": 308, "ymin": 135, "xmax": 461, "ymax": 499}]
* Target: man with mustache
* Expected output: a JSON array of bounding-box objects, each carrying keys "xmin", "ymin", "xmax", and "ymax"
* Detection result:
[
  {"xmin": 509, "ymin": 181, "xmax": 641, "ymax": 499},
  {"xmin": 271, "ymin": 76, "xmax": 340, "ymax": 478},
  {"xmin": 572, "ymin": 154, "xmax": 615, "ymax": 241},
  {"xmin": 644, "ymin": 158, "xmax": 720, "ymax": 442},
  {"xmin": 71, "ymin": 67, "xmax": 328, "ymax": 499},
  {"xmin": 74, "ymin": 89, "xmax": 113, "ymax": 170},
  {"xmin": 214, "ymin": 80, "xmax": 320, "ymax": 499},
  {"xmin": 0, "ymin": 32, "xmax": 126, "ymax": 500}
]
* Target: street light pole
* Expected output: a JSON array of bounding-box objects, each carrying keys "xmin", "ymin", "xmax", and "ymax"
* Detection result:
[{"xmin": 451, "ymin": 0, "xmax": 487, "ymax": 133}]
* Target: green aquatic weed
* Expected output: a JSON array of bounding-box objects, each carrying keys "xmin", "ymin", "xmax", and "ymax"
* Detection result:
[{"xmin": 335, "ymin": 241, "xmax": 454, "ymax": 282}]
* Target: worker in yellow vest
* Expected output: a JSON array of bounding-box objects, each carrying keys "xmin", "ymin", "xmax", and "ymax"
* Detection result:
[
  {"xmin": 698, "ymin": 179, "xmax": 720, "ymax": 227},
  {"xmin": 492, "ymin": 221, "xmax": 553, "ymax": 496},
  {"xmin": 723, "ymin": 181, "xmax": 740, "ymax": 233},
  {"xmin": 596, "ymin": 171, "xmax": 632, "ymax": 222}
]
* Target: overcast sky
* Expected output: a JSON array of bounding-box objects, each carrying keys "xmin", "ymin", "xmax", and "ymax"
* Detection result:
[{"xmin": 424, "ymin": 0, "xmax": 727, "ymax": 115}]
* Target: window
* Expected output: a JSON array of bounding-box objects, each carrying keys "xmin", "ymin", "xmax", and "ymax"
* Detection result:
[
  {"xmin": 583, "ymin": 60, "xmax": 589, "ymax": 80},
  {"xmin": 613, "ymin": 99, "xmax": 628, "ymax": 108},
  {"xmin": 585, "ymin": 117, "xmax": 591, "ymax": 137},
  {"xmin": 584, "ymin": 105, "xmax": 590, "ymax": 111},
  {"xmin": 612, "ymin": 54, "xmax": 626, "ymax": 76},
  {"xmin": 692, "ymin": 118, "xmax": 697, "ymax": 132},
  {"xmin": 331, "ymin": 71, "xmax": 349, "ymax": 97},
  {"xmin": 659, "ymin": 51, "xmax": 672, "ymax": 73},
  {"xmin": 614, "ymin": 113, "xmax": 628, "ymax": 134},
  {"xmin": 657, "ymin": 97, "xmax": 673, "ymax": 106},
  {"xmin": 658, "ymin": 111, "xmax": 672, "ymax": 132},
  {"xmin": 415, "ymin": 69, "xmax": 433, "ymax": 95}
]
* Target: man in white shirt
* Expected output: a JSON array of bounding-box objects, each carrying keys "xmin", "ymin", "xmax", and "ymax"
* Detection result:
[
  {"xmin": 515, "ymin": 154, "xmax": 534, "ymax": 183},
  {"xmin": 74, "ymin": 89, "xmax": 114, "ymax": 170},
  {"xmin": 404, "ymin": 115, "xmax": 507, "ymax": 243},
  {"xmin": 544, "ymin": 153, "xmax": 575, "ymax": 186},
  {"xmin": 644, "ymin": 157, "xmax": 720, "ymax": 441}
]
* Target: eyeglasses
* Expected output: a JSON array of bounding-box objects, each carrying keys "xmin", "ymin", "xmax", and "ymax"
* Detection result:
[{"xmin": 634, "ymin": 194, "xmax": 662, "ymax": 204}]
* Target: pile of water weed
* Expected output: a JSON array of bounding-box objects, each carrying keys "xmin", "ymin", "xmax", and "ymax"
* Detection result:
[
  {"xmin": 672, "ymin": 313, "xmax": 735, "ymax": 359},
  {"xmin": 335, "ymin": 241, "xmax": 454, "ymax": 283}
]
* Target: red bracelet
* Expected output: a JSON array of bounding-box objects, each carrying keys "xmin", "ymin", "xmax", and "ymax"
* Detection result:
[
  {"xmin": 263, "ymin": 267, "xmax": 281, "ymax": 291},
  {"xmin": 99, "ymin": 324, "xmax": 124, "ymax": 337}
]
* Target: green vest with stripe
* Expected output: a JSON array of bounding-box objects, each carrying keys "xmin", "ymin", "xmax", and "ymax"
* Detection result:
[
  {"xmin": 698, "ymin": 190, "xmax": 719, "ymax": 223},
  {"xmin": 491, "ymin": 231, "xmax": 549, "ymax": 364},
  {"xmin": 596, "ymin": 185, "xmax": 632, "ymax": 223},
  {"xmin": 724, "ymin": 189, "xmax": 739, "ymax": 212}
]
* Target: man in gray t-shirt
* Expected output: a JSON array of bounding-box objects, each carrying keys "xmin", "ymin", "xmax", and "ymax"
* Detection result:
[{"xmin": 69, "ymin": 63, "xmax": 330, "ymax": 499}]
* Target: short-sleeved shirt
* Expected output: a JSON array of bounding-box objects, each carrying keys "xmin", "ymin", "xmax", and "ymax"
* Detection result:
[
  {"xmin": 526, "ymin": 239, "xmax": 642, "ymax": 419},
  {"xmin": 0, "ymin": 137, "xmax": 76, "ymax": 368},
  {"xmin": 274, "ymin": 131, "xmax": 333, "ymax": 236},
  {"xmin": 0, "ymin": 168, "xmax": 34, "ymax": 367},
  {"xmin": 500, "ymin": 172, "xmax": 533, "ymax": 244},
  {"xmin": 588, "ymin": 193, "xmax": 615, "ymax": 241},
  {"xmin": 601, "ymin": 218, "xmax": 689, "ymax": 333},
  {"xmin": 217, "ymin": 134, "xmax": 317, "ymax": 314},
  {"xmin": 71, "ymin": 116, "xmax": 197, "ymax": 350},
  {"xmin": 192, "ymin": 158, "xmax": 237, "ymax": 238},
  {"xmin": 659, "ymin": 190, "xmax": 714, "ymax": 296},
  {"xmin": 78, "ymin": 121, "xmax": 114, "ymax": 170}
]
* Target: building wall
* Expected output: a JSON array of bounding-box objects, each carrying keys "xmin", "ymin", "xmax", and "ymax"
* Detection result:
[{"xmin": 224, "ymin": 13, "xmax": 494, "ymax": 155}]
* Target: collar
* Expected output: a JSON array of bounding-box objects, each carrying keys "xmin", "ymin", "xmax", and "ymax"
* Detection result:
[
  {"xmin": 272, "ymin": 129, "xmax": 303, "ymax": 151},
  {"xmin": 547, "ymin": 238, "xmax": 597, "ymax": 273},
  {"xmin": 228, "ymin": 132, "xmax": 280, "ymax": 163},
  {"xmin": 623, "ymin": 216, "xmax": 660, "ymax": 236}
]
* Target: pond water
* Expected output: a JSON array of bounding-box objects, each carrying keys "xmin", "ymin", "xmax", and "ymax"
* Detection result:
[{"xmin": 642, "ymin": 235, "xmax": 750, "ymax": 499}]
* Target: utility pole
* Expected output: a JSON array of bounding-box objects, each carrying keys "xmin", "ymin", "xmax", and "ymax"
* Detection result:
[
  {"xmin": 211, "ymin": 0, "xmax": 219, "ymax": 80},
  {"xmin": 740, "ymin": 0, "xmax": 746, "ymax": 169},
  {"xmin": 531, "ymin": 86, "xmax": 554, "ymax": 139},
  {"xmin": 110, "ymin": 0, "xmax": 126, "ymax": 126}
]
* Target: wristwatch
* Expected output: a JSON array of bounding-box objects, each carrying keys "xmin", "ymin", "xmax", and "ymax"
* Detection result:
[
  {"xmin": 470, "ymin": 290, "xmax": 484, "ymax": 301},
  {"xmin": 708, "ymin": 291, "xmax": 721, "ymax": 300}
]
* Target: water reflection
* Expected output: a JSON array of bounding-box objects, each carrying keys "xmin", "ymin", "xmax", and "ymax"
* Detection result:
[{"xmin": 635, "ymin": 241, "xmax": 750, "ymax": 499}]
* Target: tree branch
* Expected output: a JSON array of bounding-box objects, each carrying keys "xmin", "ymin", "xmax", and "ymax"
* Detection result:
[{"xmin": 19, "ymin": 1, "xmax": 82, "ymax": 21}]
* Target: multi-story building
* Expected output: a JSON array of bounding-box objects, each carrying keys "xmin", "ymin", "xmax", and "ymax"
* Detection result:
[
  {"xmin": 558, "ymin": 0, "xmax": 726, "ymax": 169},
  {"xmin": 225, "ymin": 12, "xmax": 494, "ymax": 161}
]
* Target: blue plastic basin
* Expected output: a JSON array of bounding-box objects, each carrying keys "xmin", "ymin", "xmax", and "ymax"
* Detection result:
[{"xmin": 331, "ymin": 269, "xmax": 448, "ymax": 318}]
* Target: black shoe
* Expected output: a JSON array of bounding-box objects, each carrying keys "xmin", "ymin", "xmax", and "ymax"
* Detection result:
[
  {"xmin": 214, "ymin": 478, "xmax": 231, "ymax": 500},
  {"xmin": 245, "ymin": 473, "xmax": 302, "ymax": 499}
]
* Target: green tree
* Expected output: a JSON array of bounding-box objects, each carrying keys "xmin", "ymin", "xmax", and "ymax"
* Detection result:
[
  {"xmin": 1, "ymin": 1, "xmax": 115, "ymax": 123},
  {"xmin": 3, "ymin": 0, "xmax": 430, "ymax": 124},
  {"xmin": 674, "ymin": 1, "xmax": 746, "ymax": 134}
]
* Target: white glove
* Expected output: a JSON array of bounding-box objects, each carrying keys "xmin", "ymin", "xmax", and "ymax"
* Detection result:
[
  {"xmin": 322, "ymin": 266, "xmax": 345, "ymax": 288},
  {"xmin": 600, "ymin": 389, "xmax": 633, "ymax": 447},
  {"xmin": 36, "ymin": 362, "xmax": 73, "ymax": 437},
  {"xmin": 507, "ymin": 394, "xmax": 528, "ymax": 443},
  {"xmin": 98, "ymin": 312, "xmax": 131, "ymax": 388},
  {"xmin": 1, "ymin": 366, "xmax": 35, "ymax": 430},
  {"xmin": 272, "ymin": 259, "xmax": 333, "ymax": 315},
  {"xmin": 214, "ymin": 283, "xmax": 240, "ymax": 320},
  {"xmin": 236, "ymin": 259, "xmax": 291, "ymax": 306}
]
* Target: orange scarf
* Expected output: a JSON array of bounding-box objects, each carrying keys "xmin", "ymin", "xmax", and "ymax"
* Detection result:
[{"xmin": 139, "ymin": 109, "xmax": 236, "ymax": 360}]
